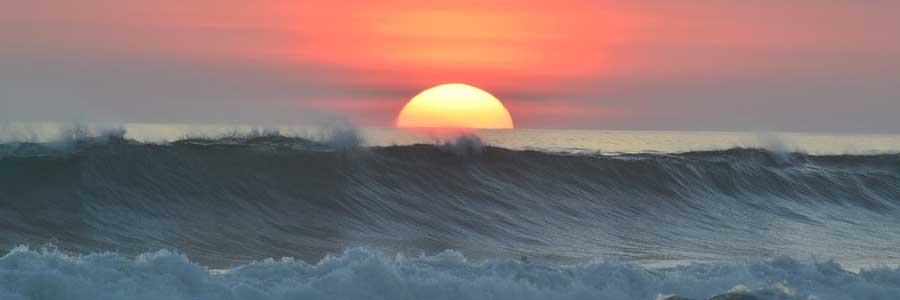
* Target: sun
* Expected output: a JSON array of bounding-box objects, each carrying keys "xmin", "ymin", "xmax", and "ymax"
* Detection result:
[{"xmin": 396, "ymin": 83, "xmax": 514, "ymax": 129}]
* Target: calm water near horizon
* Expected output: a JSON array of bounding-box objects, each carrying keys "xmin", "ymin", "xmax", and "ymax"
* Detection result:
[{"xmin": 4, "ymin": 122, "xmax": 900, "ymax": 154}]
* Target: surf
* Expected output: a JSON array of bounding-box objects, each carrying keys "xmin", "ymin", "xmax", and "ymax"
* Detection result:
[
  {"xmin": 1, "ymin": 133, "xmax": 899, "ymax": 270},
  {"xmin": 2, "ymin": 246, "xmax": 899, "ymax": 300}
]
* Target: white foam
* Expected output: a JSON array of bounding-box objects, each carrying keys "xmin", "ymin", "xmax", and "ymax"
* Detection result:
[{"xmin": 1, "ymin": 247, "xmax": 899, "ymax": 300}]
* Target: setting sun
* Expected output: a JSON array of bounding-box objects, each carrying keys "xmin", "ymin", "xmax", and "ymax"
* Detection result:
[{"xmin": 396, "ymin": 83, "xmax": 514, "ymax": 129}]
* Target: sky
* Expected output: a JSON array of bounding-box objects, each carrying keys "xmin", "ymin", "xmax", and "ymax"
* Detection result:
[{"xmin": 1, "ymin": 0, "xmax": 899, "ymax": 132}]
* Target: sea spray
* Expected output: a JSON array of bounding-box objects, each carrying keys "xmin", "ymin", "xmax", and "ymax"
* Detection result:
[
  {"xmin": 754, "ymin": 131, "xmax": 799, "ymax": 165},
  {"xmin": 439, "ymin": 134, "xmax": 485, "ymax": 157},
  {"xmin": 319, "ymin": 119, "xmax": 364, "ymax": 151}
]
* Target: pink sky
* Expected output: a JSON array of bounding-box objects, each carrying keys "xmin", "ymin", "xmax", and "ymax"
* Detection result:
[{"xmin": 2, "ymin": 0, "xmax": 900, "ymax": 132}]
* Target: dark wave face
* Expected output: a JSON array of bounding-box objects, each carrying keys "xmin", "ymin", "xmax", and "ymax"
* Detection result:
[{"xmin": 1, "ymin": 135, "xmax": 900, "ymax": 271}]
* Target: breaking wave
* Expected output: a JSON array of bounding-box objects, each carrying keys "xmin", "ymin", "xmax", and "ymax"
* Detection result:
[
  {"xmin": 2, "ymin": 246, "xmax": 899, "ymax": 300},
  {"xmin": 1, "ymin": 132, "xmax": 900, "ymax": 299}
]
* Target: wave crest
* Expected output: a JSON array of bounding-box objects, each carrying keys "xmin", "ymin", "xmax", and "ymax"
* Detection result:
[{"xmin": 1, "ymin": 136, "xmax": 899, "ymax": 269}]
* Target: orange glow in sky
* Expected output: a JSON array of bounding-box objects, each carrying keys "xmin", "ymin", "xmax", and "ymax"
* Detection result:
[
  {"xmin": 281, "ymin": 0, "xmax": 634, "ymax": 128},
  {"xmin": 4, "ymin": 1, "xmax": 899, "ymax": 131},
  {"xmin": 290, "ymin": 1, "xmax": 628, "ymax": 88},
  {"xmin": 396, "ymin": 83, "xmax": 514, "ymax": 129}
]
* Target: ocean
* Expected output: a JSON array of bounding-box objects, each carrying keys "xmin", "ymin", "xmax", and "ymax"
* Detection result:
[{"xmin": 1, "ymin": 123, "xmax": 900, "ymax": 300}]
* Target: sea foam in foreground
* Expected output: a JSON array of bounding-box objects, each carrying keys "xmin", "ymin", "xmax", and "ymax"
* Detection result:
[{"xmin": 2, "ymin": 246, "xmax": 900, "ymax": 300}]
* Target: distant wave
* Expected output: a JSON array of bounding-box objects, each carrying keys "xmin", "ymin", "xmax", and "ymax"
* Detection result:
[
  {"xmin": 2, "ymin": 134, "xmax": 899, "ymax": 270},
  {"xmin": 2, "ymin": 246, "xmax": 899, "ymax": 300}
]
